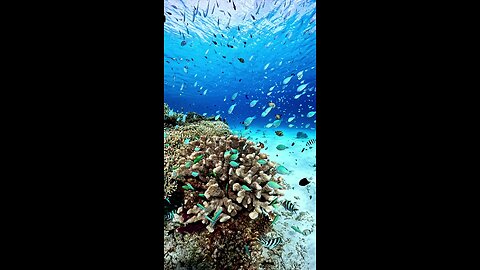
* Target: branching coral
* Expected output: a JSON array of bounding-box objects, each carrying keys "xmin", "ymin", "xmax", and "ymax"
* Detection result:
[
  {"xmin": 174, "ymin": 135, "xmax": 286, "ymax": 233},
  {"xmin": 163, "ymin": 120, "xmax": 231, "ymax": 199}
]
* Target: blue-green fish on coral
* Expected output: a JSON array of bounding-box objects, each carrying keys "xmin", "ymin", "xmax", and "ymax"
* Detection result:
[
  {"xmin": 229, "ymin": 161, "xmax": 239, "ymax": 167},
  {"xmin": 193, "ymin": 154, "xmax": 203, "ymax": 164},
  {"xmin": 241, "ymin": 185, "xmax": 252, "ymax": 191},
  {"xmin": 257, "ymin": 159, "xmax": 267, "ymax": 165},
  {"xmin": 230, "ymin": 153, "xmax": 239, "ymax": 161},
  {"xmin": 267, "ymin": 181, "xmax": 282, "ymax": 189}
]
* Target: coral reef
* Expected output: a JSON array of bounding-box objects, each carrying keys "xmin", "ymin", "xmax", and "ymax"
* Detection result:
[
  {"xmin": 174, "ymin": 135, "xmax": 286, "ymax": 233},
  {"xmin": 163, "ymin": 106, "xmax": 289, "ymax": 269},
  {"xmin": 164, "ymin": 103, "xmax": 228, "ymax": 128},
  {"xmin": 163, "ymin": 119, "xmax": 231, "ymax": 199}
]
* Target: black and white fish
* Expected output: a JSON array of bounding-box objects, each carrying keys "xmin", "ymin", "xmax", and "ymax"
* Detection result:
[
  {"xmin": 306, "ymin": 139, "xmax": 316, "ymax": 147},
  {"xmin": 164, "ymin": 210, "xmax": 175, "ymax": 221},
  {"xmin": 259, "ymin": 236, "xmax": 283, "ymax": 249},
  {"xmin": 281, "ymin": 200, "xmax": 298, "ymax": 213}
]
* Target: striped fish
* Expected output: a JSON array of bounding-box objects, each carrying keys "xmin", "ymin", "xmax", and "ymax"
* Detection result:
[
  {"xmin": 282, "ymin": 200, "xmax": 298, "ymax": 213},
  {"xmin": 259, "ymin": 236, "xmax": 283, "ymax": 249},
  {"xmin": 306, "ymin": 139, "xmax": 316, "ymax": 147},
  {"xmin": 164, "ymin": 210, "xmax": 175, "ymax": 221}
]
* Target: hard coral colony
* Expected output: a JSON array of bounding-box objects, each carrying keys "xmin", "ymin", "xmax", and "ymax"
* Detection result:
[{"xmin": 175, "ymin": 135, "xmax": 286, "ymax": 233}]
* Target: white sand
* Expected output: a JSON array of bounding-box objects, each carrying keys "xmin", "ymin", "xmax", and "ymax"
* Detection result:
[{"xmin": 234, "ymin": 126, "xmax": 317, "ymax": 269}]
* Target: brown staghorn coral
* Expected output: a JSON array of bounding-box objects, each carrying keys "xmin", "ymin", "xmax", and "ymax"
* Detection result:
[{"xmin": 174, "ymin": 135, "xmax": 286, "ymax": 233}]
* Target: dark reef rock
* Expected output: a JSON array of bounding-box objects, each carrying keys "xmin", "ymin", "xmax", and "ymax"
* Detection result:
[
  {"xmin": 177, "ymin": 221, "xmax": 206, "ymax": 234},
  {"xmin": 296, "ymin": 131, "xmax": 308, "ymax": 139}
]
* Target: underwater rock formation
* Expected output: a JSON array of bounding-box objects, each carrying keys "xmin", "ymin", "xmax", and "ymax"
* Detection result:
[{"xmin": 296, "ymin": 131, "xmax": 308, "ymax": 139}]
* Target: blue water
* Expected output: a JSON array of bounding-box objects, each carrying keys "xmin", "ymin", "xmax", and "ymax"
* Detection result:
[{"xmin": 164, "ymin": 0, "xmax": 316, "ymax": 131}]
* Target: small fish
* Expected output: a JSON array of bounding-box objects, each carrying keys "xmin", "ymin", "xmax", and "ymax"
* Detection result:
[
  {"xmin": 264, "ymin": 63, "xmax": 270, "ymax": 70},
  {"xmin": 231, "ymin": 92, "xmax": 238, "ymax": 100},
  {"xmin": 238, "ymin": 57, "xmax": 245, "ymax": 63},
  {"xmin": 275, "ymin": 131, "xmax": 284, "ymax": 136},
  {"xmin": 301, "ymin": 148, "xmax": 305, "ymax": 152},
  {"xmin": 257, "ymin": 159, "xmax": 267, "ymax": 165},
  {"xmin": 182, "ymin": 183, "xmax": 195, "ymax": 190},
  {"xmin": 291, "ymin": 142, "xmax": 295, "ymax": 146},
  {"xmin": 261, "ymin": 107, "xmax": 273, "ymax": 117},
  {"xmin": 251, "ymin": 14, "xmax": 256, "ymax": 20},
  {"xmin": 249, "ymin": 100, "xmax": 259, "ymax": 107},
  {"xmin": 297, "ymin": 83, "xmax": 309, "ymax": 92},
  {"xmin": 214, "ymin": 114, "xmax": 220, "ymax": 120},
  {"xmin": 306, "ymin": 139, "xmax": 316, "ymax": 146},
  {"xmin": 257, "ymin": 142, "xmax": 265, "ymax": 149},
  {"xmin": 268, "ymin": 102, "xmax": 276, "ymax": 108},
  {"xmin": 229, "ymin": 161, "xmax": 239, "ymax": 167},
  {"xmin": 244, "ymin": 245, "xmax": 250, "ymax": 257},
  {"xmin": 297, "ymin": 70, "xmax": 304, "ymax": 80},
  {"xmin": 191, "ymin": 171, "xmax": 199, "ymax": 177},
  {"xmin": 269, "ymin": 197, "xmax": 279, "ymax": 206},
  {"xmin": 272, "ymin": 215, "xmax": 279, "ymax": 224},
  {"xmin": 307, "ymin": 111, "xmax": 316, "ymax": 118},
  {"xmin": 164, "ymin": 210, "xmax": 175, "ymax": 221},
  {"xmin": 283, "ymin": 75, "xmax": 294, "ymax": 84},
  {"xmin": 282, "ymin": 200, "xmax": 298, "ymax": 213},
  {"xmin": 184, "ymin": 138, "xmax": 190, "ymax": 144},
  {"xmin": 276, "ymin": 165, "xmax": 290, "ymax": 175},
  {"xmin": 259, "ymin": 236, "xmax": 283, "ymax": 249},
  {"xmin": 241, "ymin": 185, "xmax": 252, "ymax": 191},
  {"xmin": 287, "ymin": 116, "xmax": 295, "ymax": 122},
  {"xmin": 265, "ymin": 123, "xmax": 273, "ymax": 128},
  {"xmin": 196, "ymin": 203, "xmax": 206, "ymax": 210},
  {"xmin": 185, "ymin": 161, "xmax": 193, "ymax": 168},
  {"xmin": 299, "ymin": 178, "xmax": 311, "ymax": 186},
  {"xmin": 193, "ymin": 154, "xmax": 204, "ymax": 164},
  {"xmin": 294, "ymin": 92, "xmax": 306, "ymax": 99},
  {"xmin": 291, "ymin": 225, "xmax": 304, "ymax": 235},
  {"xmin": 267, "ymin": 181, "xmax": 282, "ymax": 189},
  {"xmin": 275, "ymin": 114, "xmax": 281, "ymax": 120},
  {"xmin": 276, "ymin": 144, "xmax": 287, "ymax": 150},
  {"xmin": 243, "ymin": 116, "xmax": 256, "ymax": 127},
  {"xmin": 272, "ymin": 119, "xmax": 282, "ymax": 128},
  {"xmin": 180, "ymin": 40, "xmax": 186, "ymax": 46},
  {"xmin": 228, "ymin": 103, "xmax": 237, "ymax": 114},
  {"xmin": 232, "ymin": 0, "xmax": 236, "ymax": 10},
  {"xmin": 230, "ymin": 153, "xmax": 239, "ymax": 161}
]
